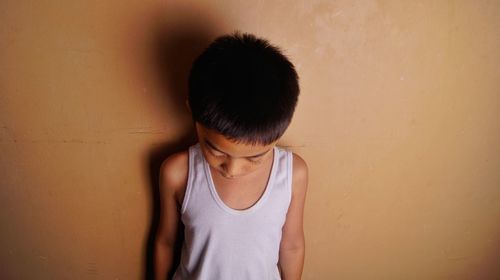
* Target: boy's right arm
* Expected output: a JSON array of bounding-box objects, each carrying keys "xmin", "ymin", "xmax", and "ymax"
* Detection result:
[{"xmin": 155, "ymin": 151, "xmax": 188, "ymax": 280}]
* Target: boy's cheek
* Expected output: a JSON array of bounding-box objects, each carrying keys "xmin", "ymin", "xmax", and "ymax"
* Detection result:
[
  {"xmin": 206, "ymin": 158, "xmax": 219, "ymax": 168},
  {"xmin": 204, "ymin": 154, "xmax": 223, "ymax": 169}
]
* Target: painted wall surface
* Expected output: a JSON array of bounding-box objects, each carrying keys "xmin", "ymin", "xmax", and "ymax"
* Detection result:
[{"xmin": 1, "ymin": 0, "xmax": 499, "ymax": 279}]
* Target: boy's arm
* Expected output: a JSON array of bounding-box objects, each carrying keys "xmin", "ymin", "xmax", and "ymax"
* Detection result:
[
  {"xmin": 278, "ymin": 153, "xmax": 309, "ymax": 280},
  {"xmin": 155, "ymin": 152, "xmax": 188, "ymax": 280}
]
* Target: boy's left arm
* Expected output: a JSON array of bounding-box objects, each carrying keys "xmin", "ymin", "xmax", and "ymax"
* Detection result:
[{"xmin": 278, "ymin": 153, "xmax": 309, "ymax": 280}]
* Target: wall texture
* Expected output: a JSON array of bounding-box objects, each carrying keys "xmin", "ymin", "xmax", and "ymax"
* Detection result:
[{"xmin": 1, "ymin": 0, "xmax": 499, "ymax": 279}]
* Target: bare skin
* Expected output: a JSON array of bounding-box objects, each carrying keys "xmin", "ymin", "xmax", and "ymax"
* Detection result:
[{"xmin": 155, "ymin": 123, "xmax": 308, "ymax": 280}]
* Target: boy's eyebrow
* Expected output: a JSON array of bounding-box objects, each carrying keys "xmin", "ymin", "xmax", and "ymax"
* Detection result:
[{"xmin": 205, "ymin": 140, "xmax": 270, "ymax": 158}]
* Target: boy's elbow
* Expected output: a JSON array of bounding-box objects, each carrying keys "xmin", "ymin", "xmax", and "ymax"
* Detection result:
[
  {"xmin": 155, "ymin": 230, "xmax": 178, "ymax": 249},
  {"xmin": 155, "ymin": 236, "xmax": 170, "ymax": 248},
  {"xmin": 281, "ymin": 236, "xmax": 305, "ymax": 252}
]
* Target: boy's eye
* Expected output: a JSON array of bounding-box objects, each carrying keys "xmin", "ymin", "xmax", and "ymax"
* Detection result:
[
  {"xmin": 247, "ymin": 157, "xmax": 262, "ymax": 163},
  {"xmin": 209, "ymin": 148, "xmax": 226, "ymax": 157}
]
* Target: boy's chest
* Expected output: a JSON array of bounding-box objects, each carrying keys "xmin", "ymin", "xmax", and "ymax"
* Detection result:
[{"xmin": 212, "ymin": 170, "xmax": 270, "ymax": 211}]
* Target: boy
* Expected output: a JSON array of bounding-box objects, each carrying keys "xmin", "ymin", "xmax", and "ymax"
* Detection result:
[{"xmin": 155, "ymin": 32, "xmax": 308, "ymax": 280}]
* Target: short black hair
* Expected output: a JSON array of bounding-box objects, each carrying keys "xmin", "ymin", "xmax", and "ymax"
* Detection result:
[{"xmin": 188, "ymin": 32, "xmax": 300, "ymax": 145}]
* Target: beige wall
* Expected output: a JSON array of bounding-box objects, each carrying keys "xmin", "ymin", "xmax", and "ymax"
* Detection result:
[{"xmin": 1, "ymin": 0, "xmax": 499, "ymax": 279}]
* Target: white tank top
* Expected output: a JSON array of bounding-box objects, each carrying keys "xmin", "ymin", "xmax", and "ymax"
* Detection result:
[{"xmin": 172, "ymin": 142, "xmax": 293, "ymax": 280}]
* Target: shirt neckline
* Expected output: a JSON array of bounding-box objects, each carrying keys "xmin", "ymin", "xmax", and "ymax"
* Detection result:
[{"xmin": 201, "ymin": 145, "xmax": 278, "ymax": 215}]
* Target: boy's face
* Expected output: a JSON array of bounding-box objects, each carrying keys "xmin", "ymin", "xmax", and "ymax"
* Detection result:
[{"xmin": 195, "ymin": 122, "xmax": 277, "ymax": 179}]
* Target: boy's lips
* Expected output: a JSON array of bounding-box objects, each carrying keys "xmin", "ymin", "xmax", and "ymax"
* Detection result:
[
  {"xmin": 218, "ymin": 170, "xmax": 237, "ymax": 179},
  {"xmin": 221, "ymin": 172, "xmax": 235, "ymax": 179}
]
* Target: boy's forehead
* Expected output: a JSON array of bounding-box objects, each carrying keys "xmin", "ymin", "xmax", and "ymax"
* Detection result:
[{"xmin": 196, "ymin": 123, "xmax": 275, "ymax": 157}]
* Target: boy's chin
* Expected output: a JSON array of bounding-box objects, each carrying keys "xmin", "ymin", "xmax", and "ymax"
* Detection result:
[
  {"xmin": 217, "ymin": 169, "xmax": 246, "ymax": 179},
  {"xmin": 210, "ymin": 165, "xmax": 258, "ymax": 179},
  {"xmin": 219, "ymin": 170, "xmax": 238, "ymax": 179}
]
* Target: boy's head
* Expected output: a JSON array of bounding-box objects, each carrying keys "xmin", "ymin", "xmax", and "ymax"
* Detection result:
[{"xmin": 187, "ymin": 32, "xmax": 300, "ymax": 146}]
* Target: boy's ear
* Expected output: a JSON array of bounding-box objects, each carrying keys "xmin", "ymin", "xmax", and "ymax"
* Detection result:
[{"xmin": 185, "ymin": 99, "xmax": 191, "ymax": 113}]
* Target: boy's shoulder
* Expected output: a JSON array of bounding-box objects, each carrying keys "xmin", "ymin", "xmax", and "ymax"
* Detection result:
[
  {"xmin": 291, "ymin": 152, "xmax": 308, "ymax": 175},
  {"xmin": 290, "ymin": 152, "xmax": 308, "ymax": 195},
  {"xmin": 159, "ymin": 149, "xmax": 189, "ymax": 206}
]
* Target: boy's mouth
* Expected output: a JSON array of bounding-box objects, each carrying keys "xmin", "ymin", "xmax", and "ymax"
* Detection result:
[
  {"xmin": 219, "ymin": 170, "xmax": 237, "ymax": 179},
  {"xmin": 221, "ymin": 173, "xmax": 235, "ymax": 179}
]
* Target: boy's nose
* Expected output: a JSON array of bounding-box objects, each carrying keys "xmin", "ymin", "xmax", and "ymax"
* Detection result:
[{"xmin": 221, "ymin": 159, "xmax": 242, "ymax": 177}]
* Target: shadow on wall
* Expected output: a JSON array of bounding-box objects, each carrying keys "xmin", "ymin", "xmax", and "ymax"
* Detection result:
[{"xmin": 141, "ymin": 6, "xmax": 222, "ymax": 280}]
